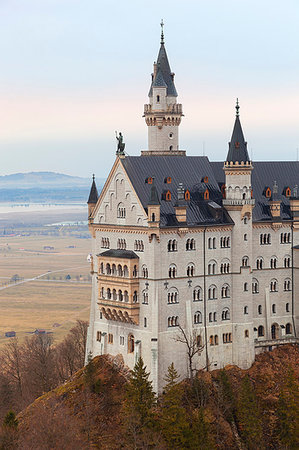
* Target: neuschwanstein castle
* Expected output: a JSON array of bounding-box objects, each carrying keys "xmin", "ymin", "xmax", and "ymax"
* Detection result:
[{"xmin": 85, "ymin": 28, "xmax": 299, "ymax": 391}]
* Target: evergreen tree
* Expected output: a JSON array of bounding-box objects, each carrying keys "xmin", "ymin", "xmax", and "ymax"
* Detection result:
[
  {"xmin": 237, "ymin": 374, "xmax": 263, "ymax": 450},
  {"xmin": 276, "ymin": 369, "xmax": 299, "ymax": 449},
  {"xmin": 3, "ymin": 411, "xmax": 18, "ymax": 429},
  {"xmin": 191, "ymin": 407, "xmax": 214, "ymax": 450},
  {"xmin": 160, "ymin": 363, "xmax": 192, "ymax": 448},
  {"xmin": 217, "ymin": 369, "xmax": 235, "ymax": 423}
]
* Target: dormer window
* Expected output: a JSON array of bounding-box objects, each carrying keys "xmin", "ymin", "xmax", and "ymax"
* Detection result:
[
  {"xmin": 185, "ymin": 190, "xmax": 190, "ymax": 201},
  {"xmin": 265, "ymin": 187, "xmax": 271, "ymax": 198},
  {"xmin": 235, "ymin": 141, "xmax": 240, "ymax": 149},
  {"xmin": 204, "ymin": 188, "xmax": 209, "ymax": 200},
  {"xmin": 145, "ymin": 177, "xmax": 153, "ymax": 184},
  {"xmin": 202, "ymin": 176, "xmax": 209, "ymax": 183},
  {"xmin": 156, "ymin": 95, "xmax": 160, "ymax": 103},
  {"xmin": 285, "ymin": 187, "xmax": 291, "ymax": 197},
  {"xmin": 166, "ymin": 190, "xmax": 171, "ymax": 201},
  {"xmin": 164, "ymin": 177, "xmax": 172, "ymax": 184}
]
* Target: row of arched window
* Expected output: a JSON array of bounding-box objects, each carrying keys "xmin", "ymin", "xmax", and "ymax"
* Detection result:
[
  {"xmin": 260, "ymin": 233, "xmax": 271, "ymax": 245},
  {"xmin": 101, "ymin": 263, "xmax": 129, "ymax": 277},
  {"xmin": 167, "ymin": 285, "xmax": 231, "ymax": 303},
  {"xmin": 117, "ymin": 203, "xmax": 126, "ymax": 218},
  {"xmin": 257, "ymin": 323, "xmax": 293, "ymax": 338},
  {"xmin": 220, "ymin": 236, "xmax": 230, "ymax": 248},
  {"xmin": 168, "ymin": 292, "xmax": 179, "ymax": 304},
  {"xmin": 101, "ymin": 237, "xmax": 110, "ymax": 248},
  {"xmin": 186, "ymin": 239, "xmax": 196, "ymax": 250},
  {"xmin": 168, "ymin": 238, "xmax": 196, "ymax": 252},
  {"xmin": 280, "ymin": 232, "xmax": 291, "ymax": 244},
  {"xmin": 256, "ymin": 255, "xmax": 291, "ymax": 269},
  {"xmin": 193, "ymin": 310, "xmax": 230, "ymax": 324},
  {"xmin": 134, "ymin": 240, "xmax": 144, "ymax": 251},
  {"xmin": 100, "ymin": 287, "xmax": 138, "ymax": 303}
]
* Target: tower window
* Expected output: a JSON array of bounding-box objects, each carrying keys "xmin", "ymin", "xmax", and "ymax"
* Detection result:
[
  {"xmin": 156, "ymin": 95, "xmax": 160, "ymax": 103},
  {"xmin": 169, "ymin": 145, "xmax": 173, "ymax": 151},
  {"xmin": 169, "ymin": 133, "xmax": 173, "ymax": 139}
]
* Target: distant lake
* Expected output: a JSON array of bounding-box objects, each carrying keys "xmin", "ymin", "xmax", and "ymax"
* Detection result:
[{"xmin": 0, "ymin": 203, "xmax": 86, "ymax": 214}]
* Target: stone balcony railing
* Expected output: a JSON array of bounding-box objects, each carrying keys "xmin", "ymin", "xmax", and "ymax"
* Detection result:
[
  {"xmin": 254, "ymin": 336, "xmax": 299, "ymax": 348},
  {"xmin": 144, "ymin": 103, "xmax": 183, "ymax": 114}
]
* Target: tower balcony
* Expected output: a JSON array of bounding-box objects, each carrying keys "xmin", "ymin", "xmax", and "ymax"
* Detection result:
[
  {"xmin": 223, "ymin": 198, "xmax": 255, "ymax": 207},
  {"xmin": 144, "ymin": 103, "xmax": 183, "ymax": 115}
]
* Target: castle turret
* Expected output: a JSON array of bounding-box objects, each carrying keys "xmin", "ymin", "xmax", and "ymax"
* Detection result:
[
  {"xmin": 87, "ymin": 174, "xmax": 98, "ymax": 219},
  {"xmin": 142, "ymin": 21, "xmax": 184, "ymax": 156}
]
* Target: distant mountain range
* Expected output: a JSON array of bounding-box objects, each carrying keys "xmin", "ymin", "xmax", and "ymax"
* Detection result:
[
  {"xmin": 0, "ymin": 172, "xmax": 105, "ymax": 203},
  {"xmin": 0, "ymin": 172, "xmax": 105, "ymax": 188}
]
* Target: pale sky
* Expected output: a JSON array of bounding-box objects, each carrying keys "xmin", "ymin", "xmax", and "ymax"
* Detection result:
[{"xmin": 0, "ymin": 0, "xmax": 299, "ymax": 178}]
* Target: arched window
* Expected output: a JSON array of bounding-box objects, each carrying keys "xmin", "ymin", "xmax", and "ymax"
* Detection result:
[
  {"xmin": 271, "ymin": 323, "xmax": 279, "ymax": 339},
  {"xmin": 132, "ymin": 265, "xmax": 138, "ymax": 277},
  {"xmin": 286, "ymin": 302, "xmax": 290, "ymax": 312},
  {"xmin": 142, "ymin": 265, "xmax": 148, "ymax": 278},
  {"xmin": 245, "ymin": 330, "xmax": 249, "ymax": 338},
  {"xmin": 128, "ymin": 334, "xmax": 135, "ymax": 353},
  {"xmin": 284, "ymin": 278, "xmax": 291, "ymax": 291},
  {"xmin": 168, "ymin": 316, "xmax": 179, "ymax": 327},
  {"xmin": 252, "ymin": 279, "xmax": 259, "ymax": 294},
  {"xmin": 187, "ymin": 263, "xmax": 195, "ymax": 277},
  {"xmin": 244, "ymin": 306, "xmax": 248, "ymax": 314},
  {"xmin": 169, "ymin": 264, "xmax": 177, "ymax": 278},
  {"xmin": 256, "ymin": 258, "xmax": 263, "ymax": 270},
  {"xmin": 106, "ymin": 263, "xmax": 111, "ymax": 275},
  {"xmin": 285, "ymin": 187, "xmax": 291, "ymax": 197},
  {"xmin": 270, "ymin": 279, "xmax": 278, "ymax": 292},
  {"xmin": 284, "ymin": 256, "xmax": 291, "ymax": 268},
  {"xmin": 242, "ymin": 256, "xmax": 249, "ymax": 267},
  {"xmin": 117, "ymin": 238, "xmax": 126, "ymax": 250},
  {"xmin": 244, "ymin": 282, "xmax": 248, "ymax": 292},
  {"xmin": 270, "ymin": 257, "xmax": 277, "ymax": 269},
  {"xmin": 185, "ymin": 190, "xmax": 190, "ymax": 201},
  {"xmin": 144, "ymin": 317, "xmax": 147, "ymax": 327},
  {"xmin": 156, "ymin": 95, "xmax": 160, "ymax": 103},
  {"xmin": 244, "ymin": 234, "xmax": 247, "ymax": 241},
  {"xmin": 193, "ymin": 286, "xmax": 202, "ymax": 301},
  {"xmin": 208, "ymin": 260, "xmax": 217, "ymax": 275},
  {"xmin": 112, "ymin": 289, "xmax": 117, "ymax": 300},
  {"xmin": 258, "ymin": 325, "xmax": 264, "ymax": 337},
  {"xmin": 118, "ymin": 264, "xmax": 123, "ymax": 277},
  {"xmin": 221, "ymin": 284, "xmax": 230, "ymax": 298},
  {"xmin": 208, "ymin": 285, "xmax": 217, "ymax": 300},
  {"xmin": 142, "ymin": 291, "xmax": 148, "ymax": 304},
  {"xmin": 272, "ymin": 304, "xmax": 276, "ymax": 314},
  {"xmin": 167, "ymin": 289, "xmax": 179, "ymax": 304},
  {"xmin": 204, "ymin": 188, "xmax": 209, "ymax": 200},
  {"xmin": 220, "ymin": 259, "xmax": 230, "ymax": 274},
  {"xmin": 168, "ymin": 239, "xmax": 177, "ymax": 252},
  {"xmin": 100, "ymin": 262, "xmax": 104, "ymax": 274},
  {"xmin": 186, "ymin": 238, "xmax": 195, "ymax": 251},
  {"xmin": 133, "ymin": 291, "xmax": 138, "ymax": 303},
  {"xmin": 281, "ymin": 232, "xmax": 291, "ymax": 244},
  {"xmin": 112, "ymin": 264, "xmax": 117, "ymax": 276},
  {"xmin": 166, "ymin": 190, "xmax": 171, "ymax": 201},
  {"xmin": 222, "ymin": 308, "xmax": 230, "ymax": 321},
  {"xmin": 286, "ymin": 323, "xmax": 292, "ymax": 334},
  {"xmin": 117, "ymin": 202, "xmax": 126, "ymax": 218},
  {"xmin": 123, "ymin": 265, "xmax": 129, "ymax": 277},
  {"xmin": 258, "ymin": 305, "xmax": 262, "ymax": 315},
  {"xmin": 118, "ymin": 290, "xmax": 123, "ymax": 302},
  {"xmin": 265, "ymin": 187, "xmax": 271, "ymax": 198},
  {"xmin": 107, "ymin": 288, "xmax": 111, "ymax": 299},
  {"xmin": 124, "ymin": 291, "xmax": 129, "ymax": 302},
  {"xmin": 194, "ymin": 311, "xmax": 202, "ymax": 324}
]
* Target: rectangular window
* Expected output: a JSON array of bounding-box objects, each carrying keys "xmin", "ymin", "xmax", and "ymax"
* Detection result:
[
  {"xmin": 96, "ymin": 331, "xmax": 101, "ymax": 342},
  {"xmin": 108, "ymin": 333, "xmax": 113, "ymax": 344},
  {"xmin": 120, "ymin": 336, "xmax": 124, "ymax": 345}
]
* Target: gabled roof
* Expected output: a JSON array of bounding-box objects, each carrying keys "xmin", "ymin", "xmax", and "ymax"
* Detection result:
[
  {"xmin": 149, "ymin": 43, "xmax": 178, "ymax": 97},
  {"xmin": 226, "ymin": 101, "xmax": 250, "ymax": 163},
  {"xmin": 87, "ymin": 175, "xmax": 98, "ymax": 204},
  {"xmin": 211, "ymin": 161, "xmax": 299, "ymax": 222},
  {"xmin": 122, "ymin": 156, "xmax": 231, "ymax": 227}
]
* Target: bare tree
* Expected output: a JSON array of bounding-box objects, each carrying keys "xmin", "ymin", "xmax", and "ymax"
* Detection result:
[
  {"xmin": 69, "ymin": 320, "xmax": 88, "ymax": 368},
  {"xmin": 2, "ymin": 339, "xmax": 24, "ymax": 400},
  {"xmin": 174, "ymin": 324, "xmax": 205, "ymax": 381}
]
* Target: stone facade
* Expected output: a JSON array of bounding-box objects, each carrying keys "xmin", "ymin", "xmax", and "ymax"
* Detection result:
[{"xmin": 85, "ymin": 33, "xmax": 299, "ymax": 392}]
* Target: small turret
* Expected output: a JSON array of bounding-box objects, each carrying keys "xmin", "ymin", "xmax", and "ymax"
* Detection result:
[
  {"xmin": 226, "ymin": 99, "xmax": 250, "ymax": 164},
  {"xmin": 290, "ymin": 184, "xmax": 299, "ymax": 222},
  {"xmin": 269, "ymin": 181, "xmax": 281, "ymax": 218},
  {"xmin": 87, "ymin": 174, "xmax": 98, "ymax": 218}
]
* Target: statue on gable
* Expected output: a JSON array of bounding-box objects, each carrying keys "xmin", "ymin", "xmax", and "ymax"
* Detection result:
[{"xmin": 115, "ymin": 131, "xmax": 125, "ymax": 155}]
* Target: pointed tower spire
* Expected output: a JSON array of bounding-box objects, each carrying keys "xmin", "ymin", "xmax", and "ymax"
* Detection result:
[
  {"xmin": 226, "ymin": 99, "xmax": 250, "ymax": 163},
  {"xmin": 148, "ymin": 178, "xmax": 160, "ymax": 205},
  {"xmin": 87, "ymin": 174, "xmax": 98, "ymax": 204},
  {"xmin": 160, "ymin": 19, "xmax": 164, "ymax": 44}
]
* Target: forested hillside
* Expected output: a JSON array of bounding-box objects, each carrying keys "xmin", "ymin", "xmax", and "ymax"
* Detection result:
[{"xmin": 0, "ymin": 342, "xmax": 298, "ymax": 449}]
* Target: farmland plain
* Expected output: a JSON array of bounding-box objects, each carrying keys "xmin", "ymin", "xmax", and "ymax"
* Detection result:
[{"xmin": 0, "ymin": 208, "xmax": 92, "ymax": 347}]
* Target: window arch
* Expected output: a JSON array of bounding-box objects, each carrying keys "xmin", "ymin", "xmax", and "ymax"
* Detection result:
[
  {"xmin": 185, "ymin": 190, "xmax": 190, "ymax": 201},
  {"xmin": 204, "ymin": 188, "xmax": 209, "ymax": 200},
  {"xmin": 222, "ymin": 308, "xmax": 230, "ymax": 321},
  {"xmin": 284, "ymin": 255, "xmax": 291, "ymax": 268},
  {"xmin": 194, "ymin": 311, "xmax": 202, "ymax": 324},
  {"xmin": 242, "ymin": 256, "xmax": 249, "ymax": 267},
  {"xmin": 142, "ymin": 265, "xmax": 148, "ymax": 278},
  {"xmin": 270, "ymin": 256, "xmax": 277, "ymax": 269},
  {"xmin": 256, "ymin": 257, "xmax": 264, "ymax": 270},
  {"xmin": 258, "ymin": 305, "xmax": 262, "ymax": 315},
  {"xmin": 220, "ymin": 259, "xmax": 230, "ymax": 274},
  {"xmin": 272, "ymin": 304, "xmax": 276, "ymax": 314},
  {"xmin": 284, "ymin": 278, "xmax": 291, "ymax": 291},
  {"xmin": 168, "ymin": 316, "xmax": 179, "ymax": 327},
  {"xmin": 220, "ymin": 236, "xmax": 230, "ymax": 248},
  {"xmin": 166, "ymin": 190, "xmax": 171, "ymax": 201},
  {"xmin": 281, "ymin": 232, "xmax": 291, "ymax": 244},
  {"xmin": 244, "ymin": 306, "xmax": 248, "ymax": 314},
  {"xmin": 286, "ymin": 323, "xmax": 292, "ymax": 334},
  {"xmin": 134, "ymin": 240, "xmax": 144, "ymax": 252},
  {"xmin": 208, "ymin": 285, "xmax": 217, "ymax": 300},
  {"xmin": 208, "ymin": 260, "xmax": 217, "ymax": 275},
  {"xmin": 244, "ymin": 282, "xmax": 248, "ymax": 292},
  {"xmin": 168, "ymin": 264, "xmax": 177, "ymax": 278},
  {"xmin": 117, "ymin": 238, "xmax": 126, "ymax": 250},
  {"xmin": 186, "ymin": 238, "xmax": 195, "ymax": 251},
  {"xmin": 270, "ymin": 279, "xmax": 278, "ymax": 292},
  {"xmin": 258, "ymin": 325, "xmax": 264, "ymax": 337},
  {"xmin": 117, "ymin": 202, "xmax": 126, "ymax": 218},
  {"xmin": 167, "ymin": 288, "xmax": 179, "ymax": 304},
  {"xmin": 193, "ymin": 286, "xmax": 202, "ymax": 301},
  {"xmin": 142, "ymin": 291, "xmax": 148, "ymax": 304},
  {"xmin": 285, "ymin": 187, "xmax": 291, "ymax": 197},
  {"xmin": 187, "ymin": 263, "xmax": 195, "ymax": 277},
  {"xmin": 168, "ymin": 239, "xmax": 177, "ymax": 252},
  {"xmin": 252, "ymin": 278, "xmax": 259, "ymax": 294},
  {"xmin": 221, "ymin": 284, "xmax": 230, "ymax": 298}
]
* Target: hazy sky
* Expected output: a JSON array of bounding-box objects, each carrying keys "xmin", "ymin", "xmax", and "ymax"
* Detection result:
[{"xmin": 1, "ymin": 0, "xmax": 299, "ymax": 178}]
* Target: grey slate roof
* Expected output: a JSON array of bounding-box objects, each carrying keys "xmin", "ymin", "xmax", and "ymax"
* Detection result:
[
  {"xmin": 149, "ymin": 43, "xmax": 178, "ymax": 97},
  {"xmin": 148, "ymin": 181, "xmax": 160, "ymax": 205},
  {"xmin": 87, "ymin": 177, "xmax": 98, "ymax": 204},
  {"xmin": 210, "ymin": 161, "xmax": 299, "ymax": 222},
  {"xmin": 122, "ymin": 156, "xmax": 232, "ymax": 227},
  {"xmin": 98, "ymin": 249, "xmax": 139, "ymax": 259},
  {"xmin": 152, "ymin": 67, "xmax": 167, "ymax": 88},
  {"xmin": 226, "ymin": 115, "xmax": 250, "ymax": 163}
]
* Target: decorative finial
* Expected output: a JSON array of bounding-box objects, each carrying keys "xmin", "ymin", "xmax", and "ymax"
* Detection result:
[
  {"xmin": 160, "ymin": 19, "xmax": 164, "ymax": 44},
  {"xmin": 92, "ymin": 174, "xmax": 95, "ymax": 181},
  {"xmin": 236, "ymin": 98, "xmax": 240, "ymax": 117}
]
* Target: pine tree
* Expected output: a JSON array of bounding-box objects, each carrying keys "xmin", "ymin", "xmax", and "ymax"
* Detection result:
[
  {"xmin": 125, "ymin": 357, "xmax": 155, "ymax": 424},
  {"xmin": 160, "ymin": 363, "xmax": 192, "ymax": 449},
  {"xmin": 237, "ymin": 374, "xmax": 263, "ymax": 450},
  {"xmin": 191, "ymin": 407, "xmax": 214, "ymax": 450},
  {"xmin": 217, "ymin": 369, "xmax": 235, "ymax": 423},
  {"xmin": 276, "ymin": 368, "xmax": 299, "ymax": 448},
  {"xmin": 3, "ymin": 411, "xmax": 18, "ymax": 429}
]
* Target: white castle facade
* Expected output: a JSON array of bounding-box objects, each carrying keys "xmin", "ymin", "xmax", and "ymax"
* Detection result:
[{"xmin": 85, "ymin": 30, "xmax": 299, "ymax": 391}]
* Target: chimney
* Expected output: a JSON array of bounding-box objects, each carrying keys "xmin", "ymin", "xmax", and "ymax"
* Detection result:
[
  {"xmin": 269, "ymin": 181, "xmax": 281, "ymax": 218},
  {"xmin": 174, "ymin": 183, "xmax": 187, "ymax": 222}
]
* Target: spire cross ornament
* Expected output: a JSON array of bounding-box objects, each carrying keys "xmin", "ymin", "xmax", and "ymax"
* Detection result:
[
  {"xmin": 160, "ymin": 19, "xmax": 164, "ymax": 44},
  {"xmin": 236, "ymin": 98, "xmax": 240, "ymax": 117}
]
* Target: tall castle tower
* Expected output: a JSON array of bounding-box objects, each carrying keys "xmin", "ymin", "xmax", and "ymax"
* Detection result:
[{"xmin": 142, "ymin": 22, "xmax": 184, "ymax": 156}]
